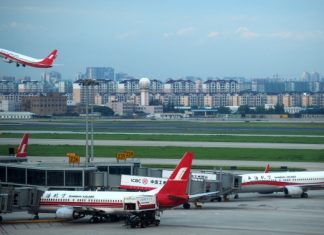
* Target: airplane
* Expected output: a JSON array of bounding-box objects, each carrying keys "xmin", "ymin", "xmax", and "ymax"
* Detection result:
[
  {"xmin": 0, "ymin": 48, "xmax": 57, "ymax": 68},
  {"xmin": 0, "ymin": 133, "xmax": 29, "ymax": 163},
  {"xmin": 239, "ymin": 169, "xmax": 324, "ymax": 198},
  {"xmin": 37, "ymin": 152, "xmax": 196, "ymax": 227}
]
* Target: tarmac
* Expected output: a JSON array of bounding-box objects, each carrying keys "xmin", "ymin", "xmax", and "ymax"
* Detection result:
[
  {"xmin": 1, "ymin": 191, "xmax": 324, "ymax": 235},
  {"xmin": 2, "ymin": 138, "xmax": 324, "ymax": 149}
]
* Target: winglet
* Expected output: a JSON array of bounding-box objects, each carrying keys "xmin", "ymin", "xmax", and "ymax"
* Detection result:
[{"xmin": 16, "ymin": 133, "xmax": 29, "ymax": 158}]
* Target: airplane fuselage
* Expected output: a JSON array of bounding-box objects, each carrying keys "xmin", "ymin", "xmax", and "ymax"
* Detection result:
[
  {"xmin": 241, "ymin": 171, "xmax": 324, "ymax": 194},
  {"xmin": 39, "ymin": 190, "xmax": 148, "ymax": 214}
]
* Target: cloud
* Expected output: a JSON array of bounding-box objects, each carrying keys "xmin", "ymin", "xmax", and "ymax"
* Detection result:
[
  {"xmin": 235, "ymin": 27, "xmax": 258, "ymax": 39},
  {"xmin": 176, "ymin": 27, "xmax": 195, "ymax": 37},
  {"xmin": 270, "ymin": 31, "xmax": 324, "ymax": 40},
  {"xmin": 0, "ymin": 21, "xmax": 38, "ymax": 31},
  {"xmin": 207, "ymin": 31, "xmax": 220, "ymax": 39}
]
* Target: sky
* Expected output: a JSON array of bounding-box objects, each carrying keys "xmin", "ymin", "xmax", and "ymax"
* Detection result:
[{"xmin": 0, "ymin": 0, "xmax": 323, "ymax": 81}]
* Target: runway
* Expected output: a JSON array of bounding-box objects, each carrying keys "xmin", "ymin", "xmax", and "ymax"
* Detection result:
[
  {"xmin": 1, "ymin": 191, "xmax": 324, "ymax": 235},
  {"xmin": 2, "ymin": 138, "xmax": 324, "ymax": 150}
]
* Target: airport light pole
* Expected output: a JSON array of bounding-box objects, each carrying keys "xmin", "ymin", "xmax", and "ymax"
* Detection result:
[{"xmin": 79, "ymin": 79, "xmax": 99, "ymax": 167}]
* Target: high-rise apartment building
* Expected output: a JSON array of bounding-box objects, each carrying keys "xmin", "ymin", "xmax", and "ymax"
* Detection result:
[{"xmin": 86, "ymin": 67, "xmax": 114, "ymax": 80}]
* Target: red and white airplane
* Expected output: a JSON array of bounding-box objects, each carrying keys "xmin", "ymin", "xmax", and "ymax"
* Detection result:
[
  {"xmin": 239, "ymin": 169, "xmax": 324, "ymax": 198},
  {"xmin": 38, "ymin": 152, "xmax": 194, "ymax": 226},
  {"xmin": 0, "ymin": 133, "xmax": 29, "ymax": 162},
  {"xmin": 0, "ymin": 48, "xmax": 57, "ymax": 68}
]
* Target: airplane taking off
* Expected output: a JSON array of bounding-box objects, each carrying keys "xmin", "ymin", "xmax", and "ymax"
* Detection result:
[
  {"xmin": 239, "ymin": 170, "xmax": 324, "ymax": 198},
  {"xmin": 0, "ymin": 48, "xmax": 57, "ymax": 68},
  {"xmin": 37, "ymin": 152, "xmax": 194, "ymax": 227},
  {"xmin": 0, "ymin": 133, "xmax": 29, "ymax": 163}
]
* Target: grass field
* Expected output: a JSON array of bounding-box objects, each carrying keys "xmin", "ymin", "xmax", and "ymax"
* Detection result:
[
  {"xmin": 1, "ymin": 132, "xmax": 324, "ymax": 144},
  {"xmin": 1, "ymin": 145, "xmax": 323, "ymax": 162}
]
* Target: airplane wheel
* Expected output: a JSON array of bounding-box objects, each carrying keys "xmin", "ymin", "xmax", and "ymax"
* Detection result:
[
  {"xmin": 90, "ymin": 217, "xmax": 99, "ymax": 223},
  {"xmin": 301, "ymin": 192, "xmax": 308, "ymax": 198},
  {"xmin": 34, "ymin": 215, "xmax": 39, "ymax": 220},
  {"xmin": 140, "ymin": 220, "xmax": 146, "ymax": 228},
  {"xmin": 0, "ymin": 216, "xmax": 3, "ymax": 222},
  {"xmin": 183, "ymin": 202, "xmax": 191, "ymax": 209},
  {"xmin": 155, "ymin": 220, "xmax": 160, "ymax": 226},
  {"xmin": 234, "ymin": 194, "xmax": 239, "ymax": 199}
]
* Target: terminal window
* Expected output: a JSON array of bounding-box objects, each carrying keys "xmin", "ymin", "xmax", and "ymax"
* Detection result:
[
  {"xmin": 109, "ymin": 166, "xmax": 131, "ymax": 175},
  {"xmin": 7, "ymin": 167, "xmax": 25, "ymax": 184},
  {"xmin": 65, "ymin": 171, "xmax": 82, "ymax": 186},
  {"xmin": 27, "ymin": 169, "xmax": 46, "ymax": 186},
  {"xmin": 47, "ymin": 170, "xmax": 64, "ymax": 186},
  {"xmin": 0, "ymin": 166, "xmax": 5, "ymax": 182}
]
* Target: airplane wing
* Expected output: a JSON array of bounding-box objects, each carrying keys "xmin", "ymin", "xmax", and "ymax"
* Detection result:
[{"xmin": 188, "ymin": 191, "xmax": 220, "ymax": 201}]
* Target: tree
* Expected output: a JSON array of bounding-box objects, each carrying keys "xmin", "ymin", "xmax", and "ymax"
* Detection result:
[
  {"xmin": 274, "ymin": 103, "xmax": 285, "ymax": 114},
  {"xmin": 93, "ymin": 106, "xmax": 114, "ymax": 116},
  {"xmin": 238, "ymin": 105, "xmax": 251, "ymax": 114},
  {"xmin": 218, "ymin": 106, "xmax": 231, "ymax": 114},
  {"xmin": 255, "ymin": 106, "xmax": 266, "ymax": 114}
]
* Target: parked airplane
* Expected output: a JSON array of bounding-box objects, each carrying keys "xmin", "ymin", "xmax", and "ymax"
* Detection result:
[
  {"xmin": 0, "ymin": 48, "xmax": 57, "ymax": 68},
  {"xmin": 37, "ymin": 152, "xmax": 195, "ymax": 226},
  {"xmin": 0, "ymin": 133, "xmax": 29, "ymax": 162},
  {"xmin": 239, "ymin": 170, "xmax": 324, "ymax": 198}
]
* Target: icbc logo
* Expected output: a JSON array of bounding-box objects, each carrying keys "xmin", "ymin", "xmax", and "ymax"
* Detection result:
[
  {"xmin": 131, "ymin": 178, "xmax": 141, "ymax": 183},
  {"xmin": 142, "ymin": 178, "xmax": 148, "ymax": 185}
]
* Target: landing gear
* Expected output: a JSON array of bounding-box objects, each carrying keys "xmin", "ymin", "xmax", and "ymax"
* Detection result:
[
  {"xmin": 73, "ymin": 211, "xmax": 85, "ymax": 219},
  {"xmin": 183, "ymin": 202, "xmax": 191, "ymax": 209},
  {"xmin": 0, "ymin": 216, "xmax": 3, "ymax": 222},
  {"xmin": 301, "ymin": 192, "xmax": 308, "ymax": 198},
  {"xmin": 234, "ymin": 194, "xmax": 239, "ymax": 199},
  {"xmin": 33, "ymin": 214, "xmax": 39, "ymax": 220},
  {"xmin": 125, "ymin": 210, "xmax": 160, "ymax": 228}
]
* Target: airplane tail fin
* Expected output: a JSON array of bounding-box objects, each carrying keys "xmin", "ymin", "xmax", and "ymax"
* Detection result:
[
  {"xmin": 16, "ymin": 133, "xmax": 29, "ymax": 158},
  {"xmin": 151, "ymin": 152, "xmax": 193, "ymax": 208},
  {"xmin": 264, "ymin": 164, "xmax": 270, "ymax": 173},
  {"xmin": 40, "ymin": 49, "xmax": 57, "ymax": 66}
]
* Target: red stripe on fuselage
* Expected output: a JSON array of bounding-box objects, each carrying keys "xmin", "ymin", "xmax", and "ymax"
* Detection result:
[
  {"xmin": 40, "ymin": 200, "xmax": 123, "ymax": 208},
  {"xmin": 242, "ymin": 181, "xmax": 324, "ymax": 187},
  {"xmin": 119, "ymin": 185, "xmax": 155, "ymax": 191}
]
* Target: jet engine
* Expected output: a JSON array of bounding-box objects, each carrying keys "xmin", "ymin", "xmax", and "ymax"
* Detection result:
[
  {"xmin": 283, "ymin": 186, "xmax": 303, "ymax": 196},
  {"xmin": 56, "ymin": 207, "xmax": 85, "ymax": 219},
  {"xmin": 3, "ymin": 57, "xmax": 13, "ymax": 63}
]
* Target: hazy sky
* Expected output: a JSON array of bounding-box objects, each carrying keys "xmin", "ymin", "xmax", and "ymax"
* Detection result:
[{"xmin": 0, "ymin": 0, "xmax": 323, "ymax": 80}]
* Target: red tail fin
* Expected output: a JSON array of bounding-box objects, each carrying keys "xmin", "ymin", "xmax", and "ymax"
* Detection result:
[
  {"xmin": 16, "ymin": 133, "xmax": 29, "ymax": 158},
  {"xmin": 155, "ymin": 152, "xmax": 193, "ymax": 208},
  {"xmin": 40, "ymin": 49, "xmax": 57, "ymax": 66},
  {"xmin": 264, "ymin": 164, "xmax": 270, "ymax": 173}
]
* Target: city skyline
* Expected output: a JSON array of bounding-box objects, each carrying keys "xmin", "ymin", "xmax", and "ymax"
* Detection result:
[{"xmin": 0, "ymin": 0, "xmax": 324, "ymax": 80}]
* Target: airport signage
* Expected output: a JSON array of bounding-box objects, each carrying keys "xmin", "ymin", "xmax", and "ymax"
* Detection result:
[
  {"xmin": 116, "ymin": 151, "xmax": 134, "ymax": 161},
  {"xmin": 67, "ymin": 152, "xmax": 80, "ymax": 164}
]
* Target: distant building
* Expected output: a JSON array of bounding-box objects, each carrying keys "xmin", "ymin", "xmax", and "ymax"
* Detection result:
[
  {"xmin": 21, "ymin": 93, "xmax": 67, "ymax": 116},
  {"xmin": 86, "ymin": 67, "xmax": 114, "ymax": 80},
  {"xmin": 18, "ymin": 80, "xmax": 44, "ymax": 93}
]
